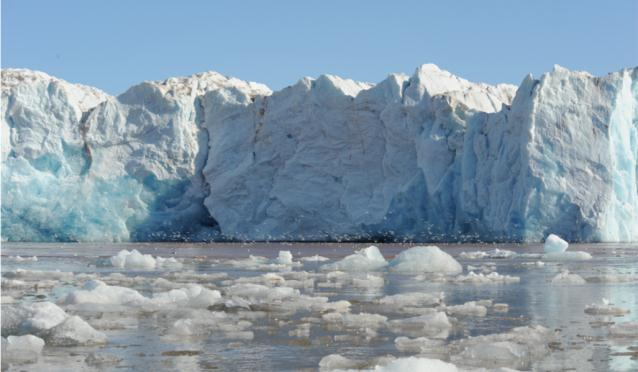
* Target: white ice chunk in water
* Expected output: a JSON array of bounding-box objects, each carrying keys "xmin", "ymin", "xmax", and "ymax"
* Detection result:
[
  {"xmin": 544, "ymin": 251, "xmax": 592, "ymax": 261},
  {"xmin": 389, "ymin": 246, "xmax": 462, "ymax": 274},
  {"xmin": 584, "ymin": 298, "xmax": 629, "ymax": 316},
  {"xmin": 394, "ymin": 336, "xmax": 446, "ymax": 355},
  {"xmin": 377, "ymin": 292, "xmax": 444, "ymax": 308},
  {"xmin": 322, "ymin": 246, "xmax": 387, "ymax": 272},
  {"xmin": 1, "ymin": 335, "xmax": 45, "ymax": 362},
  {"xmin": 109, "ymin": 249, "xmax": 182, "ymax": 270},
  {"xmin": 47, "ymin": 315, "xmax": 107, "ymax": 346},
  {"xmin": 544, "ymin": 234, "xmax": 569, "ymax": 253},
  {"xmin": 453, "ymin": 271, "xmax": 520, "ymax": 284},
  {"xmin": 2, "ymin": 302, "xmax": 68, "ymax": 335},
  {"xmin": 374, "ymin": 357, "xmax": 459, "ymax": 372},
  {"xmin": 459, "ymin": 249, "xmax": 516, "ymax": 259},
  {"xmin": 551, "ymin": 270, "xmax": 586, "ymax": 285},
  {"xmin": 444, "ymin": 301, "xmax": 488, "ymax": 317},
  {"xmin": 388, "ymin": 311, "xmax": 452, "ymax": 339},
  {"xmin": 63, "ymin": 280, "xmax": 222, "ymax": 309},
  {"xmin": 276, "ymin": 250, "xmax": 293, "ymax": 265},
  {"xmin": 300, "ymin": 255, "xmax": 330, "ymax": 262},
  {"xmin": 450, "ymin": 325, "xmax": 554, "ymax": 370}
]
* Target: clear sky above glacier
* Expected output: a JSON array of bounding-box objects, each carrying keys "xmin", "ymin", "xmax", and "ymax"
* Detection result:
[{"xmin": 2, "ymin": 0, "xmax": 637, "ymax": 94}]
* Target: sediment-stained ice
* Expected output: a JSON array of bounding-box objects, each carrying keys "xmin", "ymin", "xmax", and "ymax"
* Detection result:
[
  {"xmin": 608, "ymin": 322, "xmax": 638, "ymax": 337},
  {"xmin": 584, "ymin": 298, "xmax": 630, "ymax": 316}
]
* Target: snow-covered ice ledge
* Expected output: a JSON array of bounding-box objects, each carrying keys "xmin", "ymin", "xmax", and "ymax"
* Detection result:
[{"xmin": 2, "ymin": 64, "xmax": 637, "ymax": 242}]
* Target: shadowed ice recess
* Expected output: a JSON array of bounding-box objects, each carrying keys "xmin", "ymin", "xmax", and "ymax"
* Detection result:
[{"xmin": 1, "ymin": 64, "xmax": 637, "ymax": 242}]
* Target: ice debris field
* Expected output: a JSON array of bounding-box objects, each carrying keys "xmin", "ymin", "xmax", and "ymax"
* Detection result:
[
  {"xmin": 2, "ymin": 240, "xmax": 637, "ymax": 371},
  {"xmin": 2, "ymin": 64, "xmax": 638, "ymax": 243}
]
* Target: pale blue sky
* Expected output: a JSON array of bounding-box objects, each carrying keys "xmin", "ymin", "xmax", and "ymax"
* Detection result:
[{"xmin": 2, "ymin": 0, "xmax": 637, "ymax": 95}]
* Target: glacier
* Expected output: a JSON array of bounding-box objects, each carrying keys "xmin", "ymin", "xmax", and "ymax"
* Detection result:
[{"xmin": 1, "ymin": 64, "xmax": 637, "ymax": 242}]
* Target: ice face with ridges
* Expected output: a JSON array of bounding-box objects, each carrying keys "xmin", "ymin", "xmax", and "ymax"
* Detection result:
[{"xmin": 1, "ymin": 64, "xmax": 636, "ymax": 242}]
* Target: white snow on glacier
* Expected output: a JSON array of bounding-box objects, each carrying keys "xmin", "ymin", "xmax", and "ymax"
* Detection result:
[{"xmin": 2, "ymin": 64, "xmax": 637, "ymax": 242}]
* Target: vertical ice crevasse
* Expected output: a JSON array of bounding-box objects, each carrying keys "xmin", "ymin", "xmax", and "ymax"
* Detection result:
[{"xmin": 603, "ymin": 70, "xmax": 638, "ymax": 241}]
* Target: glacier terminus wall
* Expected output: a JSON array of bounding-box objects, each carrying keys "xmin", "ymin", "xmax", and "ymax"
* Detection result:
[{"xmin": 2, "ymin": 64, "xmax": 637, "ymax": 242}]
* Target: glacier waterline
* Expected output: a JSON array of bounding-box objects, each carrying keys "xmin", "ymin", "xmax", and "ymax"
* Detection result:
[{"xmin": 2, "ymin": 65, "xmax": 637, "ymax": 242}]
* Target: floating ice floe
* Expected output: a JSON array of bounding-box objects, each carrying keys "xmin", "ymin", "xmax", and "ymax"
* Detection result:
[
  {"xmin": 388, "ymin": 246, "xmax": 462, "ymax": 274},
  {"xmin": 544, "ymin": 234, "xmax": 569, "ymax": 254},
  {"xmin": 322, "ymin": 312, "xmax": 388, "ymax": 330},
  {"xmin": 544, "ymin": 251, "xmax": 592, "ymax": 261},
  {"xmin": 459, "ymin": 249, "xmax": 516, "ymax": 259},
  {"xmin": 551, "ymin": 270, "xmax": 586, "ymax": 285},
  {"xmin": 47, "ymin": 315, "xmax": 108, "ymax": 346},
  {"xmin": 5, "ymin": 256, "xmax": 38, "ymax": 262},
  {"xmin": 374, "ymin": 357, "xmax": 459, "ymax": 372},
  {"xmin": 444, "ymin": 301, "xmax": 488, "ymax": 317},
  {"xmin": 388, "ymin": 311, "xmax": 452, "ymax": 339},
  {"xmin": 84, "ymin": 352, "xmax": 122, "ymax": 367},
  {"xmin": 109, "ymin": 249, "xmax": 183, "ymax": 270},
  {"xmin": 318, "ymin": 354, "xmax": 396, "ymax": 371},
  {"xmin": 300, "ymin": 255, "xmax": 330, "ymax": 262},
  {"xmin": 585, "ymin": 274, "xmax": 638, "ymax": 283},
  {"xmin": 166, "ymin": 309, "xmax": 254, "ymax": 340},
  {"xmin": 224, "ymin": 251, "xmax": 301, "ymax": 270},
  {"xmin": 276, "ymin": 250, "xmax": 293, "ymax": 264},
  {"xmin": 322, "ymin": 246, "xmax": 387, "ymax": 271},
  {"xmin": 584, "ymin": 298, "xmax": 630, "ymax": 316},
  {"xmin": 1, "ymin": 334, "xmax": 45, "ymax": 363},
  {"xmin": 63, "ymin": 280, "xmax": 222, "ymax": 310},
  {"xmin": 541, "ymin": 235, "xmax": 592, "ymax": 261},
  {"xmin": 608, "ymin": 322, "xmax": 638, "ymax": 338},
  {"xmin": 3, "ymin": 269, "xmax": 74, "ymax": 282},
  {"xmin": 449, "ymin": 325, "xmax": 554, "ymax": 370},
  {"xmin": 453, "ymin": 271, "xmax": 520, "ymax": 284},
  {"xmin": 1, "ymin": 301, "xmax": 106, "ymax": 346},
  {"xmin": 377, "ymin": 292, "xmax": 444, "ymax": 309},
  {"xmin": 394, "ymin": 336, "xmax": 447, "ymax": 356}
]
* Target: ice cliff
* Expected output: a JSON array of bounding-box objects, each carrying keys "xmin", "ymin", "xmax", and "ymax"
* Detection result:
[{"xmin": 2, "ymin": 64, "xmax": 637, "ymax": 242}]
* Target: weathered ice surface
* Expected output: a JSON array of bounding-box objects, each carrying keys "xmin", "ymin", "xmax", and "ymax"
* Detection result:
[{"xmin": 2, "ymin": 64, "xmax": 637, "ymax": 242}]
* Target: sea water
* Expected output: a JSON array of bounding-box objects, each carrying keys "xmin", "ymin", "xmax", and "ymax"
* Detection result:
[{"xmin": 1, "ymin": 242, "xmax": 637, "ymax": 371}]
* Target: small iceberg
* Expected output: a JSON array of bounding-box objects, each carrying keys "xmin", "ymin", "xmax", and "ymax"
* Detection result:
[
  {"xmin": 544, "ymin": 234, "xmax": 569, "ymax": 253},
  {"xmin": 321, "ymin": 246, "xmax": 387, "ymax": 271},
  {"xmin": 388, "ymin": 246, "xmax": 462, "ymax": 274},
  {"xmin": 109, "ymin": 249, "xmax": 183, "ymax": 270},
  {"xmin": 542, "ymin": 234, "xmax": 592, "ymax": 261},
  {"xmin": 551, "ymin": 270, "xmax": 585, "ymax": 285}
]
